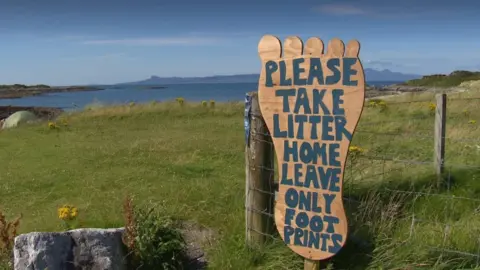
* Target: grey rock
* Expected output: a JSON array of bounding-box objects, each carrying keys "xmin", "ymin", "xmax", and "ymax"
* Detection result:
[{"xmin": 14, "ymin": 228, "xmax": 127, "ymax": 270}]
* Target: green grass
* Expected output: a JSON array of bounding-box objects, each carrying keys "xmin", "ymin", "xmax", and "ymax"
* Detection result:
[
  {"xmin": 405, "ymin": 70, "xmax": 480, "ymax": 87},
  {"xmin": 2, "ymin": 91, "xmax": 480, "ymax": 269}
]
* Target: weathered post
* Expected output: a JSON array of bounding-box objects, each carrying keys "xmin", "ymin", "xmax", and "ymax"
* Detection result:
[
  {"xmin": 245, "ymin": 92, "xmax": 275, "ymax": 247},
  {"xmin": 434, "ymin": 93, "xmax": 447, "ymax": 188}
]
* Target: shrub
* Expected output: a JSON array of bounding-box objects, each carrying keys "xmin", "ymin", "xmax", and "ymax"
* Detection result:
[
  {"xmin": 201, "ymin": 101, "xmax": 208, "ymax": 107},
  {"xmin": 60, "ymin": 118, "xmax": 68, "ymax": 127},
  {"xmin": 0, "ymin": 209, "xmax": 22, "ymax": 267},
  {"xmin": 209, "ymin": 100, "xmax": 215, "ymax": 108},
  {"xmin": 122, "ymin": 196, "xmax": 187, "ymax": 270}
]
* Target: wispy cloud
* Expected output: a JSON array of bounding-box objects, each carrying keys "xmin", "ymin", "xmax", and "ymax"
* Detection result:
[
  {"xmin": 312, "ymin": 4, "xmax": 368, "ymax": 15},
  {"xmin": 365, "ymin": 60, "xmax": 397, "ymax": 68},
  {"xmin": 82, "ymin": 37, "xmax": 222, "ymax": 46},
  {"xmin": 312, "ymin": 3, "xmax": 442, "ymax": 20},
  {"xmin": 60, "ymin": 53, "xmax": 136, "ymax": 61},
  {"xmin": 61, "ymin": 35, "xmax": 98, "ymax": 41},
  {"xmin": 42, "ymin": 34, "xmax": 101, "ymax": 42}
]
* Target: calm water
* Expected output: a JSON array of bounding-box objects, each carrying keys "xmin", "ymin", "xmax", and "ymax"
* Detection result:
[{"xmin": 0, "ymin": 81, "xmax": 400, "ymax": 111}]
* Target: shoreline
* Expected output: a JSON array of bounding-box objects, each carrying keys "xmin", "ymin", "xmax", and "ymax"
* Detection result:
[
  {"xmin": 0, "ymin": 86, "xmax": 104, "ymax": 99},
  {"xmin": 0, "ymin": 84, "xmax": 460, "ymax": 120}
]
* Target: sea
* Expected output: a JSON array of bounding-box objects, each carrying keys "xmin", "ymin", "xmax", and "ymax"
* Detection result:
[{"xmin": 0, "ymin": 81, "xmax": 401, "ymax": 111}]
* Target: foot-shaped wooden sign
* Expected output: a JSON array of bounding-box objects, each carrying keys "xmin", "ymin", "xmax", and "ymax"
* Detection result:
[{"xmin": 257, "ymin": 35, "xmax": 365, "ymax": 260}]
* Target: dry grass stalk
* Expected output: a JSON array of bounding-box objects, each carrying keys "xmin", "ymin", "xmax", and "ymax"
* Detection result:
[
  {"xmin": 0, "ymin": 209, "xmax": 22, "ymax": 252},
  {"xmin": 122, "ymin": 195, "xmax": 136, "ymax": 252}
]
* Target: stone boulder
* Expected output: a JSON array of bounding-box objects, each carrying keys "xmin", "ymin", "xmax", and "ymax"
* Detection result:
[
  {"xmin": 2, "ymin": 110, "xmax": 38, "ymax": 129},
  {"xmin": 14, "ymin": 228, "xmax": 126, "ymax": 270}
]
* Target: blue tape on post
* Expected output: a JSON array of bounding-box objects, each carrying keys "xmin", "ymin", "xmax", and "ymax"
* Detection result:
[{"xmin": 244, "ymin": 93, "xmax": 252, "ymax": 145}]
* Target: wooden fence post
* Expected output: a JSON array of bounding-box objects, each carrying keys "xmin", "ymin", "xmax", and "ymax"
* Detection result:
[
  {"xmin": 304, "ymin": 259, "xmax": 320, "ymax": 270},
  {"xmin": 434, "ymin": 93, "xmax": 447, "ymax": 188},
  {"xmin": 245, "ymin": 92, "xmax": 275, "ymax": 247}
]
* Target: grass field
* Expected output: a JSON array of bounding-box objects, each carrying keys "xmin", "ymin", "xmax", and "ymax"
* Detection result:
[{"xmin": 2, "ymin": 87, "xmax": 480, "ymax": 269}]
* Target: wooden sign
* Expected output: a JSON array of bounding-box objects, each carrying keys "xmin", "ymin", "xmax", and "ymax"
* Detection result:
[{"xmin": 257, "ymin": 35, "xmax": 365, "ymax": 260}]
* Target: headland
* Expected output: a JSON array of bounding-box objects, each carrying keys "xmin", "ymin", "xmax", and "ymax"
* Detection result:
[{"xmin": 0, "ymin": 84, "xmax": 103, "ymax": 99}]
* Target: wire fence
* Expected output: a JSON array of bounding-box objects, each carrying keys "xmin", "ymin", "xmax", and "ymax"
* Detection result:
[{"xmin": 245, "ymin": 91, "xmax": 480, "ymax": 269}]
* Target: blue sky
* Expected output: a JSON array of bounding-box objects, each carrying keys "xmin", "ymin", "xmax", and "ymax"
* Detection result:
[{"xmin": 1, "ymin": 0, "xmax": 479, "ymax": 85}]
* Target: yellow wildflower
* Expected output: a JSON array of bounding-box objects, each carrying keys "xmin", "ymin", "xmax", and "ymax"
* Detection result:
[
  {"xmin": 48, "ymin": 122, "xmax": 57, "ymax": 129},
  {"xmin": 349, "ymin": 145, "xmax": 366, "ymax": 154},
  {"xmin": 57, "ymin": 205, "xmax": 78, "ymax": 221},
  {"xmin": 428, "ymin": 103, "xmax": 436, "ymax": 112},
  {"xmin": 469, "ymin": 120, "xmax": 477, "ymax": 125}
]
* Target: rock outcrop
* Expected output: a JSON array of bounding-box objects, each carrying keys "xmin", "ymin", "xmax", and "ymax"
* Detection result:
[
  {"xmin": 14, "ymin": 228, "xmax": 126, "ymax": 270},
  {"xmin": 13, "ymin": 224, "xmax": 213, "ymax": 270}
]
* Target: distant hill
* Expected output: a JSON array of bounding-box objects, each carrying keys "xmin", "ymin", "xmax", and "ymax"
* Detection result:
[
  {"xmin": 364, "ymin": 69, "xmax": 421, "ymax": 82},
  {"xmin": 116, "ymin": 74, "xmax": 258, "ymax": 85},
  {"xmin": 117, "ymin": 68, "xmax": 421, "ymax": 85}
]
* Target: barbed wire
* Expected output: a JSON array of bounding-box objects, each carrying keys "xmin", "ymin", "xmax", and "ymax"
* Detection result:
[
  {"xmin": 448, "ymin": 96, "xmax": 480, "ymax": 101},
  {"xmin": 371, "ymin": 96, "xmax": 480, "ymax": 105}
]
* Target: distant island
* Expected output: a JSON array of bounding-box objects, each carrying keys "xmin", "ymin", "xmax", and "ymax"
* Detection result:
[
  {"xmin": 0, "ymin": 84, "xmax": 103, "ymax": 99},
  {"xmin": 117, "ymin": 68, "xmax": 422, "ymax": 85}
]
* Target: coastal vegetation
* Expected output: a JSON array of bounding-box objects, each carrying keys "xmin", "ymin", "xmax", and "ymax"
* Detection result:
[
  {"xmin": 404, "ymin": 70, "xmax": 480, "ymax": 87},
  {"xmin": 1, "ymin": 83, "xmax": 480, "ymax": 269}
]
